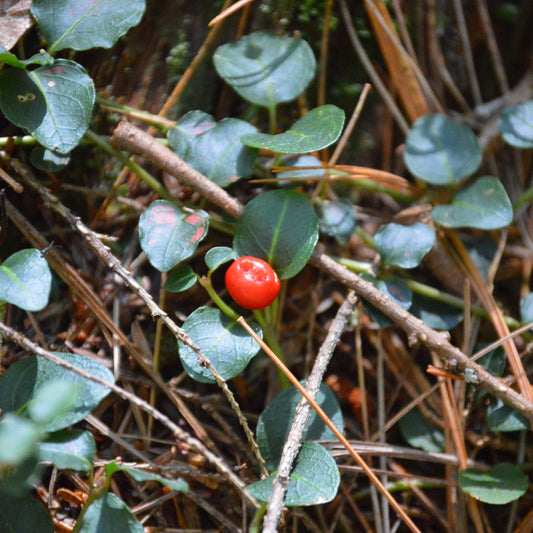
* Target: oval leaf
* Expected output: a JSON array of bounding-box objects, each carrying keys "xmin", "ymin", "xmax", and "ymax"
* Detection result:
[
  {"xmin": 375, "ymin": 222, "xmax": 435, "ymax": 269},
  {"xmin": 242, "ymin": 105, "xmax": 345, "ymax": 154},
  {"xmin": 168, "ymin": 111, "xmax": 258, "ymax": 187},
  {"xmin": 31, "ymin": 0, "xmax": 146, "ymax": 53},
  {"xmin": 139, "ymin": 201, "xmax": 209, "ymax": 273},
  {"xmin": 38, "ymin": 430, "xmax": 96, "ymax": 472},
  {"xmin": 30, "ymin": 146, "xmax": 70, "ymax": 172},
  {"xmin": 0, "ymin": 414, "xmax": 42, "ymax": 465},
  {"xmin": 360, "ymin": 275, "xmax": 412, "ymax": 328},
  {"xmin": 248, "ymin": 442, "xmax": 340, "ymax": 506},
  {"xmin": 0, "ymin": 248, "xmax": 52, "ymax": 311},
  {"xmin": 28, "ymin": 380, "xmax": 80, "ymax": 426},
  {"xmin": 0, "ymin": 493, "xmax": 54, "ymax": 533},
  {"xmin": 432, "ymin": 176, "xmax": 513, "ymax": 230},
  {"xmin": 257, "ymin": 382, "xmax": 343, "ymax": 470},
  {"xmin": 486, "ymin": 398, "xmax": 529, "ymax": 432},
  {"xmin": 163, "ymin": 264, "xmax": 197, "ymax": 293},
  {"xmin": 409, "ymin": 293, "xmax": 463, "ymax": 331},
  {"xmin": 205, "ymin": 246, "xmax": 237, "ymax": 271},
  {"xmin": 404, "ymin": 114, "xmax": 482, "ymax": 185},
  {"xmin": 499, "ymin": 101, "xmax": 533, "ymax": 149},
  {"xmin": 0, "ymin": 59, "xmax": 95, "ymax": 154},
  {"xmin": 78, "ymin": 493, "xmax": 143, "ymax": 533},
  {"xmin": 177, "ymin": 307, "xmax": 262, "ymax": 383},
  {"xmin": 213, "ymin": 31, "xmax": 316, "ymax": 108},
  {"xmin": 316, "ymin": 199, "xmax": 357, "ymax": 245},
  {"xmin": 459, "ymin": 463, "xmax": 528, "ymax": 505},
  {"xmin": 398, "ymin": 408, "xmax": 445, "ymax": 452},
  {"xmin": 234, "ymin": 190, "xmax": 319, "ymax": 279},
  {"xmin": 0, "ymin": 352, "xmax": 114, "ymax": 432},
  {"xmin": 520, "ymin": 293, "xmax": 533, "ymax": 326}
]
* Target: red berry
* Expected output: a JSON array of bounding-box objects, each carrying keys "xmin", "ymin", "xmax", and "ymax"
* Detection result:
[{"xmin": 225, "ymin": 256, "xmax": 280, "ymax": 310}]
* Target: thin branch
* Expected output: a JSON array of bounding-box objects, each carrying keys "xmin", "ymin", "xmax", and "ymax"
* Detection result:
[
  {"xmin": 0, "ymin": 321, "xmax": 257, "ymax": 507},
  {"xmin": 262, "ymin": 292, "xmax": 358, "ymax": 533},
  {"xmin": 108, "ymin": 121, "xmax": 533, "ymax": 422}
]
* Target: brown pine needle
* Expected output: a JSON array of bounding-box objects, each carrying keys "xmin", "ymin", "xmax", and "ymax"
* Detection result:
[
  {"xmin": 237, "ymin": 316, "xmax": 422, "ymax": 533},
  {"xmin": 208, "ymin": 0, "xmax": 254, "ymax": 27}
]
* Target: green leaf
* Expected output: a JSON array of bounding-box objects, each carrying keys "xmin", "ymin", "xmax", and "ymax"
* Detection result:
[
  {"xmin": 205, "ymin": 246, "xmax": 237, "ymax": 271},
  {"xmin": 31, "ymin": 0, "xmax": 146, "ymax": 53},
  {"xmin": 0, "ymin": 59, "xmax": 95, "ymax": 154},
  {"xmin": 30, "ymin": 146, "xmax": 70, "ymax": 172},
  {"xmin": 0, "ymin": 45, "xmax": 27, "ymax": 68},
  {"xmin": 520, "ymin": 293, "xmax": 533, "ymax": 326},
  {"xmin": 242, "ymin": 105, "xmax": 345, "ymax": 154},
  {"xmin": 0, "ymin": 414, "xmax": 42, "ymax": 465},
  {"xmin": 432, "ymin": 176, "xmax": 513, "ymax": 230},
  {"xmin": 398, "ymin": 408, "xmax": 445, "ymax": 452},
  {"xmin": 0, "ymin": 248, "xmax": 52, "ymax": 311},
  {"xmin": 0, "ymin": 493, "xmax": 54, "ymax": 533},
  {"xmin": 248, "ymin": 442, "xmax": 340, "ymax": 506},
  {"xmin": 139, "ymin": 200, "xmax": 209, "ymax": 273},
  {"xmin": 375, "ymin": 222, "xmax": 435, "ymax": 269},
  {"xmin": 486, "ymin": 398, "xmax": 528, "ymax": 432},
  {"xmin": 315, "ymin": 199, "xmax": 357, "ymax": 245},
  {"xmin": 168, "ymin": 111, "xmax": 258, "ymax": 187},
  {"xmin": 177, "ymin": 307, "xmax": 262, "ymax": 383},
  {"xmin": 38, "ymin": 430, "xmax": 95, "ymax": 471},
  {"xmin": 0, "ymin": 47, "xmax": 54, "ymax": 69},
  {"xmin": 404, "ymin": 113, "xmax": 482, "ymax": 185},
  {"xmin": 213, "ymin": 30, "xmax": 316, "ymax": 108},
  {"xmin": 360, "ymin": 275, "xmax": 412, "ymax": 328},
  {"xmin": 257, "ymin": 382, "xmax": 343, "ymax": 471},
  {"xmin": 234, "ymin": 190, "xmax": 319, "ymax": 279},
  {"xmin": 28, "ymin": 380, "xmax": 80, "ymax": 426},
  {"xmin": 106, "ymin": 461, "xmax": 189, "ymax": 493},
  {"xmin": 0, "ymin": 353, "xmax": 114, "ymax": 432},
  {"xmin": 499, "ymin": 101, "xmax": 533, "ymax": 149},
  {"xmin": 463, "ymin": 234, "xmax": 498, "ymax": 280},
  {"xmin": 163, "ymin": 264, "xmax": 197, "ymax": 293},
  {"xmin": 459, "ymin": 463, "xmax": 528, "ymax": 505},
  {"xmin": 78, "ymin": 493, "xmax": 143, "ymax": 533},
  {"xmin": 276, "ymin": 155, "xmax": 327, "ymax": 187},
  {"xmin": 409, "ymin": 293, "xmax": 463, "ymax": 331}
]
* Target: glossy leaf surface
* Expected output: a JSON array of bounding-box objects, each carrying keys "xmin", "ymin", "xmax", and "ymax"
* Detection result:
[
  {"xmin": 248, "ymin": 442, "xmax": 340, "ymax": 506},
  {"xmin": 168, "ymin": 111, "xmax": 258, "ymax": 187},
  {"xmin": 460, "ymin": 463, "xmax": 528, "ymax": 505},
  {"xmin": 499, "ymin": 101, "xmax": 533, "ymax": 148},
  {"xmin": 257, "ymin": 382, "xmax": 343, "ymax": 470},
  {"xmin": 139, "ymin": 200, "xmax": 209, "ymax": 273},
  {"xmin": 177, "ymin": 307, "xmax": 262, "ymax": 383},
  {"xmin": 234, "ymin": 190, "xmax": 319, "ymax": 279},
  {"xmin": 432, "ymin": 177, "xmax": 513, "ymax": 230},
  {"xmin": 0, "ymin": 248, "xmax": 52, "ymax": 311},
  {"xmin": 242, "ymin": 105, "xmax": 345, "ymax": 154},
  {"xmin": 213, "ymin": 31, "xmax": 316, "ymax": 108},
  {"xmin": 32, "ymin": 0, "xmax": 146, "ymax": 53},
  {"xmin": 38, "ymin": 430, "xmax": 95, "ymax": 471},
  {"xmin": 404, "ymin": 113, "xmax": 481, "ymax": 185},
  {"xmin": 0, "ymin": 353, "xmax": 114, "ymax": 432},
  {"xmin": 375, "ymin": 222, "xmax": 435, "ymax": 269},
  {"xmin": 0, "ymin": 59, "xmax": 95, "ymax": 154},
  {"xmin": 78, "ymin": 493, "xmax": 143, "ymax": 533}
]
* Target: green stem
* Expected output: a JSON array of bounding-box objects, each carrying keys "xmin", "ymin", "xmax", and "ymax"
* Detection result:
[
  {"xmin": 84, "ymin": 130, "xmax": 176, "ymax": 204},
  {"xmin": 253, "ymin": 307, "xmax": 291, "ymax": 390},
  {"xmin": 71, "ymin": 472, "xmax": 112, "ymax": 533},
  {"xmin": 339, "ymin": 257, "xmax": 521, "ymax": 329},
  {"xmin": 197, "ymin": 275, "xmax": 240, "ymax": 321}
]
